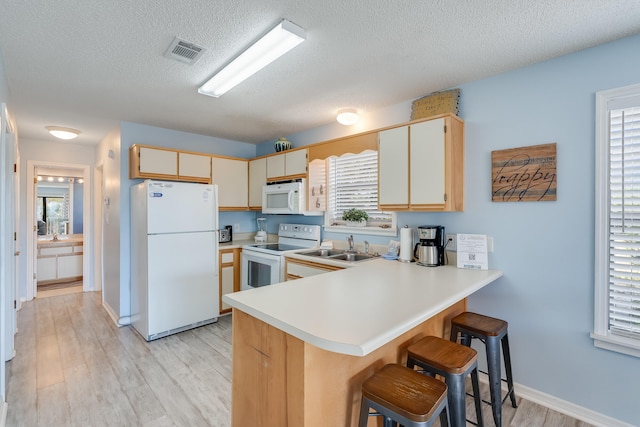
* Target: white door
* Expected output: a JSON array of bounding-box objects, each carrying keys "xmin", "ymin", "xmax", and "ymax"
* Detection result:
[
  {"xmin": 409, "ymin": 119, "xmax": 445, "ymax": 205},
  {"xmin": 145, "ymin": 181, "xmax": 217, "ymax": 233},
  {"xmin": 0, "ymin": 102, "xmax": 17, "ymax": 401},
  {"xmin": 147, "ymin": 232, "xmax": 218, "ymax": 335}
]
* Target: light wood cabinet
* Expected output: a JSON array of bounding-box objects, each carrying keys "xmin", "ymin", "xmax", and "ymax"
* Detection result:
[
  {"xmin": 179, "ymin": 152, "xmax": 211, "ymax": 180},
  {"xmin": 285, "ymin": 258, "xmax": 344, "ymax": 281},
  {"xmin": 219, "ymin": 248, "xmax": 241, "ymax": 314},
  {"xmin": 138, "ymin": 146, "xmax": 178, "ymax": 177},
  {"xmin": 248, "ymin": 158, "xmax": 267, "ymax": 210},
  {"xmin": 266, "ymin": 149, "xmax": 308, "ymax": 181},
  {"xmin": 212, "ymin": 156, "xmax": 248, "ymax": 210},
  {"xmin": 37, "ymin": 242, "xmax": 83, "ymax": 285},
  {"xmin": 378, "ymin": 113, "xmax": 464, "ymax": 211},
  {"xmin": 378, "ymin": 126, "xmax": 409, "ymax": 208},
  {"xmin": 129, "ymin": 144, "xmax": 211, "ymax": 184},
  {"xmin": 307, "ymin": 159, "xmax": 326, "ymax": 212}
]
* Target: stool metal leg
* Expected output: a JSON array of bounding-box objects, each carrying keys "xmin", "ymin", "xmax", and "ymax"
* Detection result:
[
  {"xmin": 501, "ymin": 334, "xmax": 518, "ymax": 408},
  {"xmin": 446, "ymin": 373, "xmax": 466, "ymax": 427},
  {"xmin": 440, "ymin": 405, "xmax": 450, "ymax": 427},
  {"xmin": 485, "ymin": 336, "xmax": 503, "ymax": 427},
  {"xmin": 470, "ymin": 367, "xmax": 484, "ymax": 427},
  {"xmin": 358, "ymin": 397, "xmax": 370, "ymax": 427}
]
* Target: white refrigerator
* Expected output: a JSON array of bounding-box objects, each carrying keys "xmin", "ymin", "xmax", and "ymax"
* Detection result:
[{"xmin": 130, "ymin": 180, "xmax": 219, "ymax": 341}]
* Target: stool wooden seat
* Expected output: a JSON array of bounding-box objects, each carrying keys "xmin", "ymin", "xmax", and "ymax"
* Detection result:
[
  {"xmin": 358, "ymin": 363, "xmax": 450, "ymax": 427},
  {"xmin": 407, "ymin": 336, "xmax": 483, "ymax": 427},
  {"xmin": 450, "ymin": 312, "xmax": 517, "ymax": 427}
]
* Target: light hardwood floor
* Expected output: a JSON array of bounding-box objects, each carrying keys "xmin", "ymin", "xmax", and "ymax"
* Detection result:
[{"xmin": 6, "ymin": 291, "xmax": 592, "ymax": 426}]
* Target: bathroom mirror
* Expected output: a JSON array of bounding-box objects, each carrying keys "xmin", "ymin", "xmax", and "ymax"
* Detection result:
[{"xmin": 36, "ymin": 175, "xmax": 83, "ymax": 236}]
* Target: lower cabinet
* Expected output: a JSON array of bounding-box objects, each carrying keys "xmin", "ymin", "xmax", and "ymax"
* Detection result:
[
  {"xmin": 219, "ymin": 247, "xmax": 242, "ymax": 314},
  {"xmin": 285, "ymin": 258, "xmax": 344, "ymax": 281},
  {"xmin": 37, "ymin": 243, "xmax": 83, "ymax": 284}
]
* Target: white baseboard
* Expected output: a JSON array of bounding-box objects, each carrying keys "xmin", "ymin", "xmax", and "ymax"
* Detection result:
[
  {"xmin": 477, "ymin": 373, "xmax": 633, "ymax": 427},
  {"xmin": 102, "ymin": 301, "xmax": 124, "ymax": 328}
]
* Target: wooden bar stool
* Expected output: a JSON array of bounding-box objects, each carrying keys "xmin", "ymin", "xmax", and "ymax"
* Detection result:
[
  {"xmin": 407, "ymin": 336, "xmax": 483, "ymax": 427},
  {"xmin": 450, "ymin": 312, "xmax": 517, "ymax": 427},
  {"xmin": 358, "ymin": 363, "xmax": 450, "ymax": 427}
]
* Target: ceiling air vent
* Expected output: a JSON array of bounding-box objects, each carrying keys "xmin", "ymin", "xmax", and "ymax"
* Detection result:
[{"xmin": 164, "ymin": 37, "xmax": 206, "ymax": 65}]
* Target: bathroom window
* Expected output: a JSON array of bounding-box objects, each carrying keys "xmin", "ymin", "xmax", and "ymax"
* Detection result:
[{"xmin": 593, "ymin": 82, "xmax": 640, "ymax": 358}]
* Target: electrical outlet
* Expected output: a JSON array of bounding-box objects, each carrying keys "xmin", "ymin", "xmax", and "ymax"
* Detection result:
[
  {"xmin": 233, "ymin": 224, "xmax": 240, "ymax": 232},
  {"xmin": 445, "ymin": 233, "xmax": 457, "ymax": 251},
  {"xmin": 487, "ymin": 236, "xmax": 494, "ymax": 252}
]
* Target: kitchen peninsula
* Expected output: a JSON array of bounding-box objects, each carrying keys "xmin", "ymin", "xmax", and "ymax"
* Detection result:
[{"xmin": 223, "ymin": 259, "xmax": 503, "ymax": 426}]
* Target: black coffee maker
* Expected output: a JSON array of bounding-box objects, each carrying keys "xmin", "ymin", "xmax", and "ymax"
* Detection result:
[{"xmin": 414, "ymin": 225, "xmax": 445, "ymax": 266}]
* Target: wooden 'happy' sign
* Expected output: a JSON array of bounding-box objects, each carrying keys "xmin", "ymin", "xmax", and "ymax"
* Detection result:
[{"xmin": 491, "ymin": 143, "xmax": 557, "ymax": 202}]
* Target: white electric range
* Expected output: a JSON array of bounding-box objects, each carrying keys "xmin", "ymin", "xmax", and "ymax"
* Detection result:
[{"xmin": 241, "ymin": 223, "xmax": 321, "ymax": 290}]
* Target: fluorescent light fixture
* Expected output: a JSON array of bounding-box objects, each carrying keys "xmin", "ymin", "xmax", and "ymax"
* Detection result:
[
  {"xmin": 336, "ymin": 108, "xmax": 359, "ymax": 125},
  {"xmin": 198, "ymin": 19, "xmax": 306, "ymax": 97},
  {"xmin": 46, "ymin": 126, "xmax": 80, "ymax": 140}
]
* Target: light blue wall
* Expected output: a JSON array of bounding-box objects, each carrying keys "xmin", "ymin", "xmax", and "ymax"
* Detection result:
[
  {"xmin": 452, "ymin": 35, "xmax": 640, "ymax": 424},
  {"xmin": 256, "ymin": 34, "xmax": 640, "ymax": 425},
  {"xmin": 0, "ymin": 50, "xmax": 9, "ymax": 103}
]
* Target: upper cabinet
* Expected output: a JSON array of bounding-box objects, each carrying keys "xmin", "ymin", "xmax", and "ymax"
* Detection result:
[
  {"xmin": 266, "ymin": 149, "xmax": 307, "ymax": 181},
  {"xmin": 248, "ymin": 158, "xmax": 267, "ymax": 210},
  {"xmin": 212, "ymin": 156, "xmax": 249, "ymax": 210},
  {"xmin": 129, "ymin": 144, "xmax": 211, "ymax": 184},
  {"xmin": 378, "ymin": 114, "xmax": 464, "ymax": 211},
  {"xmin": 179, "ymin": 152, "xmax": 212, "ymax": 181}
]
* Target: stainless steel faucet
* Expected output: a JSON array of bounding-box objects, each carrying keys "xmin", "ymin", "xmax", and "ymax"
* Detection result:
[{"xmin": 347, "ymin": 235, "xmax": 354, "ymax": 252}]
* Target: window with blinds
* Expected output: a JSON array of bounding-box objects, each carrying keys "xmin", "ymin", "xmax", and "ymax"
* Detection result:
[
  {"xmin": 594, "ymin": 83, "xmax": 640, "ymax": 358},
  {"xmin": 326, "ymin": 151, "xmax": 392, "ymax": 226},
  {"xmin": 608, "ymin": 106, "xmax": 640, "ymax": 338}
]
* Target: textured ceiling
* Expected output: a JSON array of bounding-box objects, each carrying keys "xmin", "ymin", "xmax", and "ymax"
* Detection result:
[{"xmin": 1, "ymin": 0, "xmax": 640, "ymax": 145}]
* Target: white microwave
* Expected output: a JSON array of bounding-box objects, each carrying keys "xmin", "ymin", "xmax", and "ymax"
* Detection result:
[{"xmin": 262, "ymin": 180, "xmax": 306, "ymax": 214}]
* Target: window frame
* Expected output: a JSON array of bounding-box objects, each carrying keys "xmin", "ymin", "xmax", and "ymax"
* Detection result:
[
  {"xmin": 322, "ymin": 151, "xmax": 397, "ymax": 237},
  {"xmin": 593, "ymin": 82, "xmax": 640, "ymax": 358}
]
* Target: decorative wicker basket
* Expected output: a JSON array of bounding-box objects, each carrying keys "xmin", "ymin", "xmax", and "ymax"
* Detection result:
[{"xmin": 411, "ymin": 89, "xmax": 460, "ymax": 120}]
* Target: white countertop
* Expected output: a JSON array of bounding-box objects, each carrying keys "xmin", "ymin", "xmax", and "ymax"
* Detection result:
[{"xmin": 223, "ymin": 260, "xmax": 503, "ymax": 356}]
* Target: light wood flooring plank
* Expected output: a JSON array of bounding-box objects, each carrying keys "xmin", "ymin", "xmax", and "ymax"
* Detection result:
[
  {"xmin": 6, "ymin": 292, "xmax": 591, "ymax": 427},
  {"xmin": 132, "ymin": 354, "xmax": 212, "ymax": 427},
  {"xmin": 36, "ymin": 382, "xmax": 70, "ymax": 427},
  {"xmin": 63, "ymin": 363, "xmax": 105, "ymax": 427},
  {"xmin": 35, "ymin": 333, "xmax": 64, "ymax": 389}
]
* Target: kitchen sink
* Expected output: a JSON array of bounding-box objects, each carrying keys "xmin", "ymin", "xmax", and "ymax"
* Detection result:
[
  {"xmin": 300, "ymin": 249, "xmax": 345, "ymax": 257},
  {"xmin": 298, "ymin": 249, "xmax": 376, "ymax": 262},
  {"xmin": 330, "ymin": 253, "xmax": 375, "ymax": 262}
]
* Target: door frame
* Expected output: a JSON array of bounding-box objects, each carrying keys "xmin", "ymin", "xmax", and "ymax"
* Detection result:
[{"xmin": 26, "ymin": 160, "xmax": 92, "ymax": 300}]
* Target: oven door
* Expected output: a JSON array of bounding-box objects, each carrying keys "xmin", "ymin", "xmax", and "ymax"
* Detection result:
[{"xmin": 241, "ymin": 250, "xmax": 283, "ymax": 291}]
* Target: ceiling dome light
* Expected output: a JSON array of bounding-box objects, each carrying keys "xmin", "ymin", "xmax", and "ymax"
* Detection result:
[
  {"xmin": 46, "ymin": 126, "xmax": 81, "ymax": 140},
  {"xmin": 336, "ymin": 108, "xmax": 359, "ymax": 126}
]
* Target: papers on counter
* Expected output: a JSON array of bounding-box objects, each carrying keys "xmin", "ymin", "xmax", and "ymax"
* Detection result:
[{"xmin": 457, "ymin": 234, "xmax": 488, "ymax": 270}]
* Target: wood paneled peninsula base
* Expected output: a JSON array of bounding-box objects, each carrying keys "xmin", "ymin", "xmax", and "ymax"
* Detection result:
[{"xmin": 223, "ymin": 262, "xmax": 503, "ymax": 427}]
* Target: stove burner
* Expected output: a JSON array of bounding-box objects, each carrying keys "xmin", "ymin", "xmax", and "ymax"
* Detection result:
[{"xmin": 250, "ymin": 243, "xmax": 306, "ymax": 253}]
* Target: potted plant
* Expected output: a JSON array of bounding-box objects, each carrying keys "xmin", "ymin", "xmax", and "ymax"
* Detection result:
[{"xmin": 342, "ymin": 208, "xmax": 369, "ymax": 227}]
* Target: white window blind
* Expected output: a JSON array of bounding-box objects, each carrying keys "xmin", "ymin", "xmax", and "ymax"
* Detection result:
[
  {"xmin": 326, "ymin": 151, "xmax": 392, "ymax": 225},
  {"xmin": 594, "ymin": 83, "xmax": 640, "ymax": 358},
  {"xmin": 608, "ymin": 106, "xmax": 640, "ymax": 338}
]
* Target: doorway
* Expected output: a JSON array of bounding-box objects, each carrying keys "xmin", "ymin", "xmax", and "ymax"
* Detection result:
[
  {"xmin": 35, "ymin": 167, "xmax": 84, "ymax": 296},
  {"xmin": 26, "ymin": 161, "xmax": 92, "ymax": 300}
]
